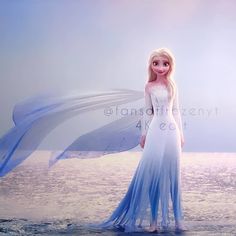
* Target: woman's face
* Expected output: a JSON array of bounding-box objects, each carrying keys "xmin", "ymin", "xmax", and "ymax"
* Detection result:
[{"xmin": 151, "ymin": 55, "xmax": 170, "ymax": 76}]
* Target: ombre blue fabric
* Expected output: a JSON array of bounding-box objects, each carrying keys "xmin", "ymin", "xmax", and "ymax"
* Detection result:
[
  {"xmin": 0, "ymin": 85, "xmax": 185, "ymax": 233},
  {"xmin": 84, "ymin": 84, "xmax": 184, "ymax": 233},
  {"xmin": 0, "ymin": 89, "xmax": 143, "ymax": 177}
]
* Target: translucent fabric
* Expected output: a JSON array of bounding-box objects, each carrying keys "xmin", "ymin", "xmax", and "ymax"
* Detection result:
[
  {"xmin": 0, "ymin": 89, "xmax": 143, "ymax": 177},
  {"xmin": 0, "ymin": 84, "xmax": 185, "ymax": 232}
]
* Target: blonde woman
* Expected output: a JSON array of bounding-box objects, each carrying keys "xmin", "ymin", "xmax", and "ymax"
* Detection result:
[{"xmin": 86, "ymin": 48, "xmax": 186, "ymax": 233}]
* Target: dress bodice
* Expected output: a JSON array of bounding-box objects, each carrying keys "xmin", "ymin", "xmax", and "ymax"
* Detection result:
[
  {"xmin": 141, "ymin": 83, "xmax": 184, "ymax": 139},
  {"xmin": 149, "ymin": 84, "xmax": 173, "ymax": 118}
]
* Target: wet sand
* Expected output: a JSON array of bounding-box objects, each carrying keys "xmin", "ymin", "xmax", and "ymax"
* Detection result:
[{"xmin": 0, "ymin": 151, "xmax": 235, "ymax": 235}]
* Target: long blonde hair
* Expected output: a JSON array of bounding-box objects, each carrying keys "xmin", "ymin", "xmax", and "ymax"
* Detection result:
[{"xmin": 147, "ymin": 48, "xmax": 176, "ymax": 100}]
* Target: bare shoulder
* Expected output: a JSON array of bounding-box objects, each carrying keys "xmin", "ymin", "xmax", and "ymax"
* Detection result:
[{"xmin": 145, "ymin": 81, "xmax": 153, "ymax": 93}]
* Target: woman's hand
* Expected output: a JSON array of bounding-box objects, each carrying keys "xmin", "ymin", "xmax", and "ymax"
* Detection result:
[{"xmin": 140, "ymin": 135, "xmax": 146, "ymax": 148}]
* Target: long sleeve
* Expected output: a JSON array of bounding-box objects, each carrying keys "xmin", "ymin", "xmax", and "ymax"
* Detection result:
[
  {"xmin": 172, "ymin": 85, "xmax": 184, "ymax": 140},
  {"xmin": 141, "ymin": 85, "xmax": 153, "ymax": 136}
]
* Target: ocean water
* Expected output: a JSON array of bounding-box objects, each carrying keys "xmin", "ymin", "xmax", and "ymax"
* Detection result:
[{"xmin": 0, "ymin": 151, "xmax": 236, "ymax": 235}]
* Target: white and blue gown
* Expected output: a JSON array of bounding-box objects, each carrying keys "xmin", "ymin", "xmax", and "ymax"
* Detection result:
[
  {"xmin": 86, "ymin": 83, "xmax": 185, "ymax": 232},
  {"xmin": 0, "ymin": 85, "xmax": 184, "ymax": 232}
]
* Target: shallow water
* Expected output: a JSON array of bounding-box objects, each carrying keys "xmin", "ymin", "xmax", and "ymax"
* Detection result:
[{"xmin": 0, "ymin": 151, "xmax": 236, "ymax": 235}]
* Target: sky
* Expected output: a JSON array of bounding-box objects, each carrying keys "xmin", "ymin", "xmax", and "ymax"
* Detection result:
[{"xmin": 0, "ymin": 0, "xmax": 236, "ymax": 152}]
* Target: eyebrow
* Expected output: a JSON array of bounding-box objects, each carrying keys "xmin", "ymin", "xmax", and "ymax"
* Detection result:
[{"xmin": 152, "ymin": 60, "xmax": 169, "ymax": 63}]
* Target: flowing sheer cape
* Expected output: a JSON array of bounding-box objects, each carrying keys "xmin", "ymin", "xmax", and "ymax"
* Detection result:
[{"xmin": 0, "ymin": 89, "xmax": 144, "ymax": 177}]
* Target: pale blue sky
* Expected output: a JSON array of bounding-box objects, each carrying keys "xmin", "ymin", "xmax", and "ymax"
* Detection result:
[{"xmin": 0, "ymin": 0, "xmax": 236, "ymax": 151}]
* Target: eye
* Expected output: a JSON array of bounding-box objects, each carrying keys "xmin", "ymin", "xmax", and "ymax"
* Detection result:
[
  {"xmin": 163, "ymin": 62, "xmax": 169, "ymax": 67},
  {"xmin": 152, "ymin": 61, "xmax": 158, "ymax": 66}
]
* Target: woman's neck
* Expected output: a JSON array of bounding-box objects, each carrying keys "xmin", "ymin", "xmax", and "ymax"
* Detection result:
[{"xmin": 153, "ymin": 76, "xmax": 168, "ymax": 84}]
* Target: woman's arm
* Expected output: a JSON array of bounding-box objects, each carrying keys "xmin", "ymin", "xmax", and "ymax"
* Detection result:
[
  {"xmin": 141, "ymin": 83, "xmax": 154, "ymax": 136},
  {"xmin": 172, "ymin": 85, "xmax": 184, "ymax": 143}
]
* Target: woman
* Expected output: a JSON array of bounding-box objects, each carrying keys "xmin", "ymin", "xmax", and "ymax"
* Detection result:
[{"xmin": 86, "ymin": 48, "xmax": 187, "ymax": 233}]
